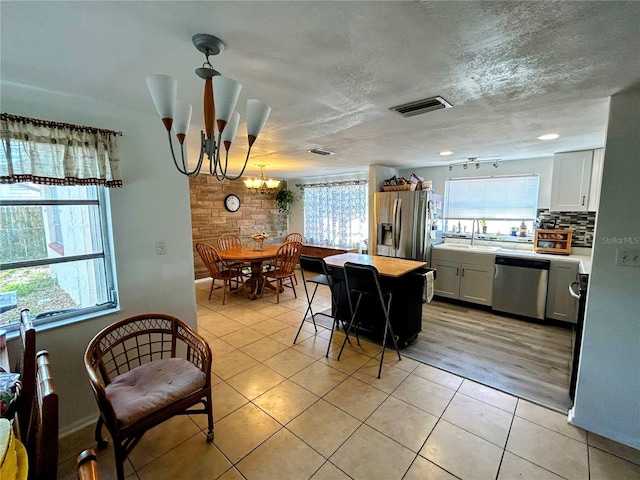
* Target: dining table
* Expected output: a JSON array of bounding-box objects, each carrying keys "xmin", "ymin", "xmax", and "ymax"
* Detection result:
[
  {"xmin": 323, "ymin": 252, "xmax": 432, "ymax": 347},
  {"xmin": 218, "ymin": 245, "xmax": 281, "ymax": 300}
]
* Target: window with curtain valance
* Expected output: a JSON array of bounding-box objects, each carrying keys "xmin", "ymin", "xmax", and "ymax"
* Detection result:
[
  {"xmin": 0, "ymin": 113, "xmax": 123, "ymax": 187},
  {"xmin": 0, "ymin": 114, "xmax": 120, "ymax": 329},
  {"xmin": 301, "ymin": 180, "xmax": 368, "ymax": 248}
]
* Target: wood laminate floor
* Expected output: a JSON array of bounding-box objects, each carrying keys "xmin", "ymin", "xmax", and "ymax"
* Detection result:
[{"xmin": 403, "ymin": 300, "xmax": 574, "ymax": 413}]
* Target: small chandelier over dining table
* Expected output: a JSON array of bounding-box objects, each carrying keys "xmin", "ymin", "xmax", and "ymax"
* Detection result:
[
  {"xmin": 244, "ymin": 164, "xmax": 281, "ymax": 194},
  {"xmin": 146, "ymin": 34, "xmax": 271, "ymax": 180}
]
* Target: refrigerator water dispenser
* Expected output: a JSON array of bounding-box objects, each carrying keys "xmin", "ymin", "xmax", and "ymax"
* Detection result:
[{"xmin": 378, "ymin": 223, "xmax": 393, "ymax": 246}]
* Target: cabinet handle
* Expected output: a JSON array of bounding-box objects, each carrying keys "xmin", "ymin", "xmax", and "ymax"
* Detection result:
[
  {"xmin": 461, "ymin": 268, "xmax": 465, "ymax": 277},
  {"xmin": 456, "ymin": 267, "xmax": 459, "ymax": 276},
  {"xmin": 582, "ymin": 195, "xmax": 585, "ymax": 206}
]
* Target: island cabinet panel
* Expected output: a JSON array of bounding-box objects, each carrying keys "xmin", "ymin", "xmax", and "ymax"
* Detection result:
[{"xmin": 330, "ymin": 267, "xmax": 425, "ymax": 348}]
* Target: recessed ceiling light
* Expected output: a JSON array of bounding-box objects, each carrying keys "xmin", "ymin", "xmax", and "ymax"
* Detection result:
[
  {"xmin": 537, "ymin": 133, "xmax": 560, "ymax": 140},
  {"xmin": 439, "ymin": 151, "xmax": 453, "ymax": 156}
]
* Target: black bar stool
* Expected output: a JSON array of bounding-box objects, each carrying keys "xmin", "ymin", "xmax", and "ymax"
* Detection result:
[
  {"xmin": 294, "ymin": 255, "xmax": 351, "ymax": 357},
  {"xmin": 338, "ymin": 262, "xmax": 401, "ymax": 378}
]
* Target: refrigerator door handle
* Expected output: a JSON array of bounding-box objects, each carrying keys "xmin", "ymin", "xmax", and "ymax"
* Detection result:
[{"xmin": 394, "ymin": 198, "xmax": 402, "ymax": 250}]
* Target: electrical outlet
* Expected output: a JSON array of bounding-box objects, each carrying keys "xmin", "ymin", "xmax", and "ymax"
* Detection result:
[
  {"xmin": 616, "ymin": 248, "xmax": 640, "ymax": 267},
  {"xmin": 584, "ymin": 232, "xmax": 594, "ymax": 244},
  {"xmin": 155, "ymin": 240, "xmax": 167, "ymax": 255}
]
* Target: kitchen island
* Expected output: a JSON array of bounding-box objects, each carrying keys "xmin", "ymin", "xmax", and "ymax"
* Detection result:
[{"xmin": 323, "ymin": 253, "xmax": 431, "ymax": 347}]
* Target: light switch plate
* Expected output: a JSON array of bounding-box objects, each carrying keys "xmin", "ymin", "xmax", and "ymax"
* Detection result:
[
  {"xmin": 155, "ymin": 240, "xmax": 167, "ymax": 255},
  {"xmin": 616, "ymin": 247, "xmax": 640, "ymax": 267}
]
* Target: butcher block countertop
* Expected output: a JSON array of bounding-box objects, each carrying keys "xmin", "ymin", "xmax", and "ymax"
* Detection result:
[{"xmin": 323, "ymin": 253, "xmax": 426, "ymax": 277}]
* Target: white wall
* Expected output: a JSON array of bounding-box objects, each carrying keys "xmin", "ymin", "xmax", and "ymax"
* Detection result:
[
  {"xmin": 569, "ymin": 87, "xmax": 640, "ymax": 449},
  {"xmin": 398, "ymin": 157, "xmax": 554, "ymax": 209},
  {"xmin": 2, "ymin": 81, "xmax": 198, "ymax": 435}
]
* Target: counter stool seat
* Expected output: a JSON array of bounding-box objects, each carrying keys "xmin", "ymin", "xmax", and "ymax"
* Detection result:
[{"xmin": 295, "ymin": 255, "xmax": 351, "ymax": 357}]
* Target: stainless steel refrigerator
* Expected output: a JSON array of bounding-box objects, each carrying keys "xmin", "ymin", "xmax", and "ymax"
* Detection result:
[{"xmin": 374, "ymin": 190, "xmax": 443, "ymax": 263}]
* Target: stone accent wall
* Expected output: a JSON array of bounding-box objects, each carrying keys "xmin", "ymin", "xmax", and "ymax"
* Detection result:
[
  {"xmin": 537, "ymin": 209, "xmax": 596, "ymax": 247},
  {"xmin": 189, "ymin": 176, "xmax": 281, "ymax": 280}
]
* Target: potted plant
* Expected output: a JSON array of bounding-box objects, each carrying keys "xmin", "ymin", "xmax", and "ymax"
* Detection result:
[
  {"xmin": 510, "ymin": 226, "xmax": 518, "ymax": 237},
  {"xmin": 275, "ymin": 188, "xmax": 295, "ymax": 217},
  {"xmin": 480, "ymin": 218, "xmax": 487, "ymax": 234}
]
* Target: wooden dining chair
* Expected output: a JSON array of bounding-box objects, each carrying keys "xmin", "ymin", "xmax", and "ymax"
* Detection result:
[
  {"xmin": 84, "ymin": 314, "xmax": 213, "ymax": 480},
  {"xmin": 283, "ymin": 233, "xmax": 303, "ymax": 284},
  {"xmin": 77, "ymin": 449, "xmax": 99, "ymax": 480},
  {"xmin": 196, "ymin": 243, "xmax": 245, "ymax": 304},
  {"xmin": 260, "ymin": 241, "xmax": 301, "ymax": 303},
  {"xmin": 284, "ymin": 232, "xmax": 303, "ymax": 243},
  {"xmin": 217, "ymin": 234, "xmax": 242, "ymax": 251},
  {"xmin": 217, "ymin": 234, "xmax": 250, "ymax": 283}
]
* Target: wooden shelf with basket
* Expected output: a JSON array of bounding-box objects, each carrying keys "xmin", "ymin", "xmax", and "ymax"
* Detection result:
[{"xmin": 534, "ymin": 229, "xmax": 573, "ymax": 255}]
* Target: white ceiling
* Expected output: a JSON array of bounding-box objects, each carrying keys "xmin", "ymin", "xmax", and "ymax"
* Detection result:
[{"xmin": 2, "ymin": 1, "xmax": 639, "ymax": 180}]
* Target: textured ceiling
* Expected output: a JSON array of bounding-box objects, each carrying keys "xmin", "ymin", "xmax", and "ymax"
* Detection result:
[{"xmin": 1, "ymin": 1, "xmax": 639, "ymax": 179}]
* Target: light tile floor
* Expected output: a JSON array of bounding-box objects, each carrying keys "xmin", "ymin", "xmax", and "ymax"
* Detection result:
[{"xmin": 58, "ymin": 280, "xmax": 640, "ymax": 480}]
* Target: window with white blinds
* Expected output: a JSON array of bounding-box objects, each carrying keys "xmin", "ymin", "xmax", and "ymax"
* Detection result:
[{"xmin": 444, "ymin": 174, "xmax": 540, "ymax": 220}]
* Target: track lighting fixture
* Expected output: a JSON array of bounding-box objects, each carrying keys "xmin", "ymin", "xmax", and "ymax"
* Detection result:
[{"xmin": 447, "ymin": 157, "xmax": 500, "ymax": 171}]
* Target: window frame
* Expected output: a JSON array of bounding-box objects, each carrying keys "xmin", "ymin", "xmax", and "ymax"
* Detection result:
[{"xmin": 0, "ymin": 184, "xmax": 118, "ymax": 330}]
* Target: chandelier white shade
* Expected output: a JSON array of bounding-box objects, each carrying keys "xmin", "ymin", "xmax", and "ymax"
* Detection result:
[{"xmin": 146, "ymin": 34, "xmax": 271, "ymax": 179}]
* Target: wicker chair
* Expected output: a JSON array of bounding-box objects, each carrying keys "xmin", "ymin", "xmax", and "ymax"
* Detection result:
[
  {"xmin": 260, "ymin": 241, "xmax": 301, "ymax": 303},
  {"xmin": 28, "ymin": 350, "xmax": 58, "ymax": 480},
  {"xmin": 196, "ymin": 243, "xmax": 245, "ymax": 304},
  {"xmin": 13, "ymin": 309, "xmax": 36, "ymax": 441},
  {"xmin": 84, "ymin": 314, "xmax": 213, "ymax": 480}
]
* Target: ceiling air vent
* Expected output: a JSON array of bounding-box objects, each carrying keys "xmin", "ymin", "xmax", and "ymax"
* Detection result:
[
  {"xmin": 308, "ymin": 148, "xmax": 334, "ymax": 156},
  {"xmin": 390, "ymin": 96, "xmax": 452, "ymax": 118}
]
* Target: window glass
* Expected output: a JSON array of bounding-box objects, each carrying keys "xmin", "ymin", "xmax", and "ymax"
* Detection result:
[
  {"xmin": 444, "ymin": 175, "xmax": 540, "ymax": 220},
  {"xmin": 0, "ymin": 182, "xmax": 116, "ymax": 327},
  {"xmin": 303, "ymin": 183, "xmax": 368, "ymax": 248}
]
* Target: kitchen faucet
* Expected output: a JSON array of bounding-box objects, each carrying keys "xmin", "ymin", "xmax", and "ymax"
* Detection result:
[{"xmin": 471, "ymin": 218, "xmax": 479, "ymax": 245}]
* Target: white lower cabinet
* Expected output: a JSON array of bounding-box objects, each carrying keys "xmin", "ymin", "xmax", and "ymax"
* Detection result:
[
  {"xmin": 459, "ymin": 264, "xmax": 495, "ymax": 306},
  {"xmin": 431, "ymin": 260, "xmax": 460, "ymax": 299},
  {"xmin": 546, "ymin": 261, "xmax": 578, "ymax": 323},
  {"xmin": 432, "ymin": 250, "xmax": 495, "ymax": 306}
]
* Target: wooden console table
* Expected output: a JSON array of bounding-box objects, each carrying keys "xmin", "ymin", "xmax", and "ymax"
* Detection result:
[{"xmin": 301, "ymin": 244, "xmax": 358, "ymax": 258}]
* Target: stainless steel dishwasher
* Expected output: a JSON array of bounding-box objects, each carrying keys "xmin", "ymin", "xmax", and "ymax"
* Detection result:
[{"xmin": 492, "ymin": 256, "xmax": 550, "ymax": 319}]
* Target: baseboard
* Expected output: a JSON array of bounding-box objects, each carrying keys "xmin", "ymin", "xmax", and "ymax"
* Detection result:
[
  {"xmin": 59, "ymin": 414, "xmax": 98, "ymax": 439},
  {"xmin": 568, "ymin": 406, "xmax": 640, "ymax": 450}
]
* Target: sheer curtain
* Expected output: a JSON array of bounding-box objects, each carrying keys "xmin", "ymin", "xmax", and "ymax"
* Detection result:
[
  {"xmin": 302, "ymin": 180, "xmax": 368, "ymax": 247},
  {"xmin": 1, "ymin": 113, "xmax": 122, "ymax": 187}
]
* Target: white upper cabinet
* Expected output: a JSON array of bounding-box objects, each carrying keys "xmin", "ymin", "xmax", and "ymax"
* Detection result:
[
  {"xmin": 550, "ymin": 150, "xmax": 593, "ymax": 212},
  {"xmin": 587, "ymin": 148, "xmax": 605, "ymax": 212}
]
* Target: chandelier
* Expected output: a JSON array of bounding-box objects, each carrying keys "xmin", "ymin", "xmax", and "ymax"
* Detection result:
[
  {"xmin": 243, "ymin": 165, "xmax": 281, "ymax": 194},
  {"xmin": 146, "ymin": 34, "xmax": 271, "ymax": 180}
]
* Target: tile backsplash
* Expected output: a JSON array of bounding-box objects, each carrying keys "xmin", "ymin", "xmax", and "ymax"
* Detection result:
[{"xmin": 537, "ymin": 209, "xmax": 596, "ymax": 247}]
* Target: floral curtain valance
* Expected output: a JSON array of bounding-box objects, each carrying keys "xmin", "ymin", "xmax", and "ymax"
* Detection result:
[{"xmin": 0, "ymin": 113, "xmax": 123, "ymax": 187}]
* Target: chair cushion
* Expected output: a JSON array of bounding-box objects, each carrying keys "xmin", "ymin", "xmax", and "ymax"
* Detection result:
[{"xmin": 105, "ymin": 358, "xmax": 206, "ymax": 428}]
